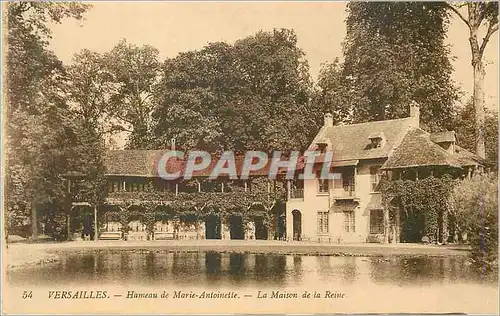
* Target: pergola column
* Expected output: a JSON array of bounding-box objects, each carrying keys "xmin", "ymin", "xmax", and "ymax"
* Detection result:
[
  {"xmin": 383, "ymin": 208, "xmax": 390, "ymax": 244},
  {"xmin": 395, "ymin": 207, "xmax": 401, "ymax": 243}
]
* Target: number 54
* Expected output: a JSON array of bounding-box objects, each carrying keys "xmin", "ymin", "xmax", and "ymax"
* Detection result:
[{"xmin": 22, "ymin": 291, "xmax": 33, "ymax": 299}]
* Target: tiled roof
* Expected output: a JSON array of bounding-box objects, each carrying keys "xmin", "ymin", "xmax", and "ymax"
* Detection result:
[
  {"xmin": 309, "ymin": 117, "xmax": 414, "ymax": 162},
  {"xmin": 430, "ymin": 131, "xmax": 456, "ymax": 143},
  {"xmin": 105, "ymin": 150, "xmax": 166, "ymax": 176},
  {"xmin": 104, "ymin": 150, "xmax": 297, "ymax": 177},
  {"xmin": 368, "ymin": 132, "xmax": 385, "ymax": 139},
  {"xmin": 381, "ymin": 128, "xmax": 463, "ymax": 170},
  {"xmin": 104, "ymin": 116, "xmax": 484, "ymax": 176},
  {"xmin": 454, "ymin": 145, "xmax": 485, "ymax": 167}
]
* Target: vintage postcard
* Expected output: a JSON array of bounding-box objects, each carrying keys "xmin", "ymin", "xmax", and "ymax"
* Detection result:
[{"xmin": 2, "ymin": 1, "xmax": 498, "ymax": 315}]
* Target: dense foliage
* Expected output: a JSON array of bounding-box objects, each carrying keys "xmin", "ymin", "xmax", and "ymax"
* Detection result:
[
  {"xmin": 5, "ymin": 2, "xmax": 88, "ymax": 237},
  {"xmin": 152, "ymin": 29, "xmax": 315, "ymax": 152},
  {"xmin": 381, "ymin": 176, "xmax": 455, "ymax": 244},
  {"xmin": 316, "ymin": 2, "xmax": 459, "ymax": 131},
  {"xmin": 5, "ymin": 2, "xmax": 107, "ymax": 239},
  {"xmin": 453, "ymin": 100, "xmax": 498, "ymax": 171},
  {"xmin": 450, "ymin": 174, "xmax": 498, "ymax": 272},
  {"xmin": 100, "ymin": 177, "xmax": 285, "ymax": 236}
]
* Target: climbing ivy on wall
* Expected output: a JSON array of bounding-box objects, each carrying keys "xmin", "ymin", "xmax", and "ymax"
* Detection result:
[
  {"xmin": 98, "ymin": 177, "xmax": 286, "ymax": 234},
  {"xmin": 380, "ymin": 175, "xmax": 456, "ymax": 243}
]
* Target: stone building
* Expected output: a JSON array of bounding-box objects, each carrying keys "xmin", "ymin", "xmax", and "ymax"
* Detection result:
[
  {"xmin": 67, "ymin": 152, "xmax": 288, "ymax": 241},
  {"xmin": 66, "ymin": 105, "xmax": 483, "ymax": 243},
  {"xmin": 286, "ymin": 105, "xmax": 483, "ymax": 243}
]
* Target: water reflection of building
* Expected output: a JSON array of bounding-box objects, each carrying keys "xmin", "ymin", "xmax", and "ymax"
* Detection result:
[{"xmin": 7, "ymin": 252, "xmax": 483, "ymax": 298}]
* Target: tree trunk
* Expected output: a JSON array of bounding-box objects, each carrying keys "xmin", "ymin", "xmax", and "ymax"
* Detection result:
[
  {"xmin": 473, "ymin": 60, "xmax": 486, "ymax": 159},
  {"xmin": 31, "ymin": 202, "xmax": 38, "ymax": 239},
  {"xmin": 469, "ymin": 21, "xmax": 486, "ymax": 160}
]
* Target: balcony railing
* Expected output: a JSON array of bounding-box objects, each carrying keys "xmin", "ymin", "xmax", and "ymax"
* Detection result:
[
  {"xmin": 106, "ymin": 190, "xmax": 175, "ymax": 203},
  {"xmin": 289, "ymin": 188, "xmax": 304, "ymax": 200},
  {"xmin": 330, "ymin": 184, "xmax": 357, "ymax": 199}
]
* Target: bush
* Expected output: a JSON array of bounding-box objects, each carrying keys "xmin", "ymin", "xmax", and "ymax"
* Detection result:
[{"xmin": 450, "ymin": 173, "xmax": 498, "ymax": 271}]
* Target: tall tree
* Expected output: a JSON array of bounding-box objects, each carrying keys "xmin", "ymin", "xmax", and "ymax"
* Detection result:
[
  {"xmin": 5, "ymin": 2, "xmax": 90, "ymax": 239},
  {"xmin": 104, "ymin": 40, "xmax": 161, "ymax": 148},
  {"xmin": 445, "ymin": 2, "xmax": 498, "ymax": 159},
  {"xmin": 338, "ymin": 2, "xmax": 459, "ymax": 131},
  {"xmin": 232, "ymin": 29, "xmax": 314, "ymax": 151},
  {"xmin": 454, "ymin": 99, "xmax": 498, "ymax": 171},
  {"xmin": 67, "ymin": 50, "xmax": 115, "ymax": 135},
  {"xmin": 152, "ymin": 42, "xmax": 234, "ymax": 151},
  {"xmin": 313, "ymin": 58, "xmax": 353, "ymax": 126},
  {"xmin": 153, "ymin": 29, "xmax": 314, "ymax": 153}
]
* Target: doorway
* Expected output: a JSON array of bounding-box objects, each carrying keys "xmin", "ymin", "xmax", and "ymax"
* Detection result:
[
  {"xmin": 229, "ymin": 215, "xmax": 244, "ymax": 240},
  {"xmin": 292, "ymin": 209, "xmax": 302, "ymax": 241},
  {"xmin": 205, "ymin": 215, "xmax": 221, "ymax": 239},
  {"xmin": 254, "ymin": 216, "xmax": 268, "ymax": 240}
]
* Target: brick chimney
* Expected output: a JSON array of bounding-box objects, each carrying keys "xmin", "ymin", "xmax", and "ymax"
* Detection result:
[
  {"xmin": 409, "ymin": 101, "xmax": 420, "ymax": 128},
  {"xmin": 324, "ymin": 113, "xmax": 333, "ymax": 127}
]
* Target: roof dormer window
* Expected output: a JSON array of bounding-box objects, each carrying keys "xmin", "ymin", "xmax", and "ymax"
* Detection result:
[
  {"xmin": 430, "ymin": 131, "xmax": 456, "ymax": 155},
  {"xmin": 317, "ymin": 143, "xmax": 328, "ymax": 153},
  {"xmin": 370, "ymin": 138, "xmax": 382, "ymax": 148},
  {"xmin": 368, "ymin": 132, "xmax": 386, "ymax": 149}
]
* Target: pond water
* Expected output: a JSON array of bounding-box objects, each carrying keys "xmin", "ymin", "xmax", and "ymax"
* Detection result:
[
  {"xmin": 6, "ymin": 250, "xmax": 498, "ymax": 314},
  {"xmin": 7, "ymin": 250, "xmax": 496, "ymax": 288}
]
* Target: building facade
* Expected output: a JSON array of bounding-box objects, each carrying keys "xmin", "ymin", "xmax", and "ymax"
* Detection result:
[
  {"xmin": 286, "ymin": 106, "xmax": 483, "ymax": 244},
  {"xmin": 66, "ymin": 105, "xmax": 482, "ymax": 243}
]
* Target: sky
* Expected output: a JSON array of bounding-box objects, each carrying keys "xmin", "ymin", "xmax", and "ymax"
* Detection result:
[{"xmin": 48, "ymin": 1, "xmax": 498, "ymax": 112}]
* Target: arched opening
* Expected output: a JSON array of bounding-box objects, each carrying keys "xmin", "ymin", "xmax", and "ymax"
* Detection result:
[
  {"xmin": 229, "ymin": 215, "xmax": 244, "ymax": 240},
  {"xmin": 270, "ymin": 203, "xmax": 286, "ymax": 240},
  {"xmin": 292, "ymin": 209, "xmax": 302, "ymax": 241},
  {"xmin": 98, "ymin": 204, "xmax": 123, "ymax": 240},
  {"xmin": 248, "ymin": 204, "xmax": 268, "ymax": 240},
  {"xmin": 70, "ymin": 205, "xmax": 94, "ymax": 241},
  {"xmin": 205, "ymin": 214, "xmax": 221, "ymax": 239},
  {"xmin": 153, "ymin": 205, "xmax": 176, "ymax": 240},
  {"xmin": 127, "ymin": 205, "xmax": 147, "ymax": 241},
  {"xmin": 401, "ymin": 208, "xmax": 424, "ymax": 243},
  {"xmin": 277, "ymin": 213, "xmax": 286, "ymax": 240},
  {"xmin": 254, "ymin": 216, "xmax": 268, "ymax": 240},
  {"xmin": 179, "ymin": 211, "xmax": 199, "ymax": 240}
]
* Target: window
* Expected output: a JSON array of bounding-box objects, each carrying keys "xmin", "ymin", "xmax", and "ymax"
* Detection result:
[
  {"xmin": 370, "ymin": 209, "xmax": 384, "ymax": 234},
  {"xmin": 370, "ymin": 138, "xmax": 382, "ymax": 148},
  {"xmin": 317, "ymin": 177, "xmax": 329, "ymax": 194},
  {"xmin": 109, "ymin": 181, "xmax": 119, "ymax": 193},
  {"xmin": 344, "ymin": 212, "xmax": 355, "ymax": 232},
  {"xmin": 368, "ymin": 133, "xmax": 386, "ymax": 149},
  {"xmin": 332, "ymin": 169, "xmax": 343, "ymax": 189},
  {"xmin": 317, "ymin": 211, "xmax": 329, "ymax": 234},
  {"xmin": 317, "ymin": 143, "xmax": 327, "ymax": 153},
  {"xmin": 370, "ymin": 166, "xmax": 381, "ymax": 192}
]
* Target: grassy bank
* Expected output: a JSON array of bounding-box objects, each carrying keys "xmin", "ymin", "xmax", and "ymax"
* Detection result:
[{"xmin": 5, "ymin": 246, "xmax": 60, "ymax": 270}]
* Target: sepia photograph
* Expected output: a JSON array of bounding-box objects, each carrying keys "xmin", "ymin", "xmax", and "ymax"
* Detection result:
[{"xmin": 2, "ymin": 1, "xmax": 499, "ymax": 314}]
